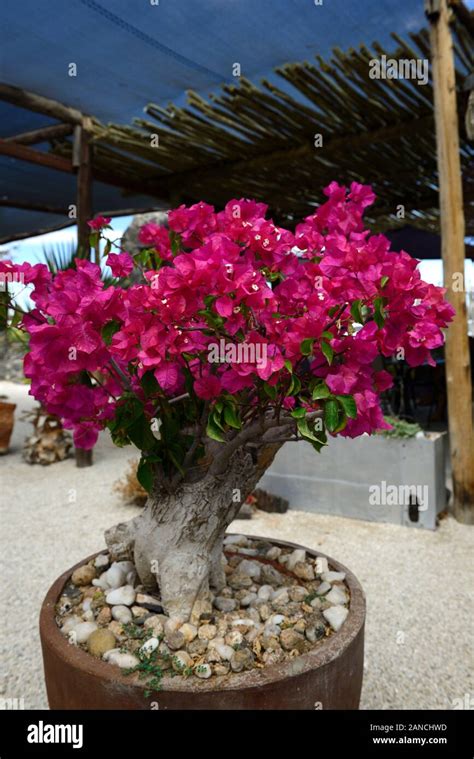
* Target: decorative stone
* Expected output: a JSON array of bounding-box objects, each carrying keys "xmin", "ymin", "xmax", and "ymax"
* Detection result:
[
  {"xmin": 238, "ymin": 559, "xmax": 261, "ymax": 580},
  {"xmin": 271, "ymin": 588, "xmax": 289, "ymax": 605},
  {"xmin": 108, "ymin": 621, "xmax": 125, "ymax": 639},
  {"xmin": 165, "ymin": 630, "xmax": 185, "ymax": 650},
  {"xmin": 225, "ymin": 630, "xmax": 243, "ymax": 647},
  {"xmin": 179, "ymin": 623, "xmax": 197, "ymax": 643},
  {"xmin": 71, "ymin": 565, "xmax": 96, "ymax": 587},
  {"xmin": 287, "ymin": 549, "xmax": 306, "ymax": 571},
  {"xmin": 131, "ymin": 606, "xmax": 148, "ymax": 619},
  {"xmin": 321, "ymin": 571, "xmax": 346, "ymax": 583},
  {"xmin": 257, "ymin": 585, "xmax": 273, "ymax": 602},
  {"xmin": 112, "ymin": 605, "xmax": 132, "ymax": 624},
  {"xmin": 94, "ymin": 554, "xmax": 109, "ymax": 570},
  {"xmin": 230, "ymin": 648, "xmax": 255, "ymax": 672},
  {"xmin": 198, "ymin": 624, "xmax": 217, "ymax": 641},
  {"xmin": 228, "ymin": 573, "xmax": 253, "ymax": 590},
  {"xmin": 214, "ymin": 643, "xmax": 234, "ymax": 661},
  {"xmin": 266, "ymin": 546, "xmax": 281, "ymax": 560},
  {"xmin": 280, "ymin": 628, "xmax": 306, "ymax": 653},
  {"xmin": 194, "ymin": 663, "xmax": 212, "ymax": 679},
  {"xmin": 105, "ymin": 564, "xmax": 126, "ymax": 589},
  {"xmin": 61, "ymin": 615, "xmax": 82, "ymax": 634},
  {"xmin": 144, "ymin": 616, "xmax": 164, "ymax": 636},
  {"xmin": 325, "ymin": 586, "xmax": 349, "ymax": 606},
  {"xmin": 87, "ymin": 628, "xmax": 116, "ymax": 657},
  {"xmin": 223, "ymin": 534, "xmax": 248, "ymax": 547},
  {"xmin": 140, "ymin": 637, "xmax": 159, "ymax": 657},
  {"xmin": 289, "ymin": 586, "xmax": 308, "ymax": 603},
  {"xmin": 73, "ymin": 621, "xmax": 98, "ymax": 644},
  {"xmin": 259, "ymin": 603, "xmax": 272, "ymax": 622},
  {"xmin": 316, "ymin": 581, "xmax": 331, "ymax": 596},
  {"xmin": 96, "ymin": 607, "xmax": 112, "ymax": 625},
  {"xmin": 261, "ymin": 564, "xmax": 285, "ymax": 587},
  {"xmin": 105, "ymin": 585, "xmax": 136, "ymax": 606},
  {"xmin": 188, "ymin": 638, "xmax": 208, "ymax": 656},
  {"xmin": 315, "ymin": 557, "xmax": 329, "ymax": 575},
  {"xmin": 323, "ymin": 605, "xmax": 349, "ymax": 632},
  {"xmin": 239, "ymin": 592, "xmax": 257, "ymax": 607},
  {"xmin": 104, "ymin": 650, "xmax": 139, "ymax": 669},
  {"xmin": 172, "ymin": 651, "xmax": 193, "ymax": 672},
  {"xmin": 213, "ymin": 663, "xmax": 230, "ymax": 676},
  {"xmin": 214, "ymin": 597, "xmax": 237, "ymax": 613},
  {"xmin": 293, "ymin": 562, "xmax": 315, "ymax": 581}
]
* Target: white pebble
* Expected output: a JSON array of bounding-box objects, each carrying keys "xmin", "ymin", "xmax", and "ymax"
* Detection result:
[
  {"xmin": 323, "ymin": 605, "xmax": 349, "ymax": 632},
  {"xmin": 82, "ymin": 598, "xmax": 92, "ymax": 612},
  {"xmin": 140, "ymin": 637, "xmax": 159, "ymax": 656},
  {"xmin": 315, "ymin": 556, "xmax": 329, "ymax": 575},
  {"xmin": 112, "ymin": 605, "xmax": 132, "ymax": 624},
  {"xmin": 316, "ymin": 581, "xmax": 331, "ymax": 596},
  {"xmin": 105, "ymin": 650, "xmax": 139, "ymax": 668},
  {"xmin": 194, "ymin": 663, "xmax": 212, "ymax": 679},
  {"xmin": 240, "ymin": 592, "xmax": 257, "ymax": 607},
  {"xmin": 232, "ymin": 618, "xmax": 256, "ymax": 627},
  {"xmin": 287, "ymin": 549, "xmax": 306, "ymax": 571},
  {"xmin": 106, "ymin": 585, "xmax": 136, "ymax": 606},
  {"xmin": 214, "ymin": 643, "xmax": 234, "ymax": 661},
  {"xmin": 73, "ymin": 621, "xmax": 98, "ymax": 643},
  {"xmin": 105, "ymin": 564, "xmax": 126, "ymax": 590},
  {"xmin": 321, "ymin": 571, "xmax": 346, "ymax": 583},
  {"xmin": 94, "ymin": 553, "xmax": 109, "ymax": 569},
  {"xmin": 82, "ymin": 610, "xmax": 94, "ymax": 622},
  {"xmin": 61, "ymin": 615, "xmax": 82, "ymax": 634},
  {"xmin": 257, "ymin": 585, "xmax": 273, "ymax": 602},
  {"xmin": 325, "ymin": 586, "xmax": 349, "ymax": 606},
  {"xmin": 238, "ymin": 559, "xmax": 261, "ymax": 580},
  {"xmin": 92, "ymin": 571, "xmax": 109, "ymax": 590}
]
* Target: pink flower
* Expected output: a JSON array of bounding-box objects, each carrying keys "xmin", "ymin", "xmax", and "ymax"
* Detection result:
[
  {"xmin": 87, "ymin": 216, "xmax": 111, "ymax": 230},
  {"xmin": 194, "ymin": 375, "xmax": 222, "ymax": 400},
  {"xmin": 107, "ymin": 252, "xmax": 134, "ymax": 278}
]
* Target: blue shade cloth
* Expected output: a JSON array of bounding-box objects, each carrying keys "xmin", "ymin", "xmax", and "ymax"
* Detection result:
[{"xmin": 0, "ymin": 0, "xmax": 425, "ymax": 241}]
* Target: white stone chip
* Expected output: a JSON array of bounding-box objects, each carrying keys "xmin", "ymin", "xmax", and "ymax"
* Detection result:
[{"xmin": 323, "ymin": 605, "xmax": 349, "ymax": 632}]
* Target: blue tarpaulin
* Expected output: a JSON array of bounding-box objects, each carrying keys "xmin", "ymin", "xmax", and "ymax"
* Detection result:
[{"xmin": 0, "ymin": 0, "xmax": 427, "ymax": 242}]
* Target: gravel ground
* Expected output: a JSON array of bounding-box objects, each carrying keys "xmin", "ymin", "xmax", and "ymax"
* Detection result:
[{"xmin": 0, "ymin": 381, "xmax": 472, "ymax": 710}]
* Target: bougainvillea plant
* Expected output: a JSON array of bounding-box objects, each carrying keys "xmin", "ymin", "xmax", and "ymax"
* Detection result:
[{"xmin": 1, "ymin": 183, "xmax": 454, "ymax": 621}]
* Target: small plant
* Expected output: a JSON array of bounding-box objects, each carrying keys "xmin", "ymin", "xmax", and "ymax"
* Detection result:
[{"xmin": 381, "ymin": 416, "xmax": 422, "ymax": 439}]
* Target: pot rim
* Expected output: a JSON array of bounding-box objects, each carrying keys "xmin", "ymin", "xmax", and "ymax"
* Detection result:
[{"xmin": 40, "ymin": 534, "xmax": 366, "ymax": 694}]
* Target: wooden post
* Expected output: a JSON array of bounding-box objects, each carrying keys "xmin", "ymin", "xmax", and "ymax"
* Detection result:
[
  {"xmin": 427, "ymin": 0, "xmax": 474, "ymax": 523},
  {"xmin": 74, "ymin": 120, "xmax": 93, "ymax": 260}
]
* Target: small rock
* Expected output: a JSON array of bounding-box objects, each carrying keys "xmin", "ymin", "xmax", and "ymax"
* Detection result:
[
  {"xmin": 94, "ymin": 553, "xmax": 109, "ymax": 570},
  {"xmin": 112, "ymin": 605, "xmax": 132, "ymax": 624},
  {"xmin": 261, "ymin": 564, "xmax": 285, "ymax": 587},
  {"xmin": 272, "ymin": 588, "xmax": 289, "ymax": 605},
  {"xmin": 325, "ymin": 586, "xmax": 349, "ymax": 606},
  {"xmin": 238, "ymin": 559, "xmax": 261, "ymax": 580},
  {"xmin": 323, "ymin": 605, "xmax": 348, "ymax": 632},
  {"xmin": 214, "ymin": 597, "xmax": 237, "ymax": 613},
  {"xmin": 131, "ymin": 606, "xmax": 149, "ymax": 619},
  {"xmin": 82, "ymin": 610, "xmax": 94, "ymax": 622},
  {"xmin": 73, "ymin": 621, "xmax": 98, "ymax": 644},
  {"xmin": 310, "ymin": 597, "xmax": 322, "ymax": 610},
  {"xmin": 293, "ymin": 562, "xmax": 315, "ymax": 581},
  {"xmin": 165, "ymin": 630, "xmax": 185, "ymax": 650},
  {"xmin": 262, "ymin": 648, "xmax": 285, "ymax": 665},
  {"xmin": 259, "ymin": 603, "xmax": 272, "ymax": 622},
  {"xmin": 61, "ymin": 615, "xmax": 82, "ymax": 634},
  {"xmin": 82, "ymin": 598, "xmax": 92, "ymax": 612},
  {"xmin": 92, "ymin": 573, "xmax": 109, "ymax": 591},
  {"xmin": 305, "ymin": 620, "xmax": 326, "ymax": 643},
  {"xmin": 172, "ymin": 651, "xmax": 193, "ymax": 672},
  {"xmin": 188, "ymin": 638, "xmax": 208, "ymax": 656},
  {"xmin": 214, "ymin": 643, "xmax": 234, "ymax": 661},
  {"xmin": 194, "ymin": 663, "xmax": 212, "ymax": 679},
  {"xmin": 266, "ymin": 546, "xmax": 281, "ymax": 560},
  {"xmin": 198, "ymin": 624, "xmax": 217, "ymax": 641},
  {"xmin": 140, "ymin": 637, "xmax": 159, "ymax": 657},
  {"xmin": 315, "ymin": 556, "xmax": 329, "ymax": 575},
  {"xmin": 287, "ymin": 549, "xmax": 306, "ymax": 571},
  {"xmin": 87, "ymin": 628, "xmax": 116, "ymax": 657},
  {"xmin": 316, "ymin": 581, "xmax": 331, "ymax": 596},
  {"xmin": 71, "ymin": 565, "xmax": 96, "ymax": 587},
  {"xmin": 104, "ymin": 650, "xmax": 139, "ymax": 669},
  {"xmin": 289, "ymin": 586, "xmax": 308, "ymax": 603},
  {"xmin": 96, "ymin": 607, "xmax": 112, "ymax": 625},
  {"xmin": 321, "ymin": 571, "xmax": 346, "ymax": 583},
  {"xmin": 239, "ymin": 592, "xmax": 257, "ymax": 607},
  {"xmin": 228, "ymin": 573, "xmax": 253, "ymax": 590},
  {"xmin": 224, "ymin": 534, "xmax": 248, "ymax": 547},
  {"xmin": 257, "ymin": 585, "xmax": 273, "ymax": 602},
  {"xmin": 144, "ymin": 616, "xmax": 164, "ymax": 636},
  {"xmin": 105, "ymin": 585, "xmax": 136, "ymax": 606},
  {"xmin": 105, "ymin": 564, "xmax": 126, "ymax": 589},
  {"xmin": 225, "ymin": 630, "xmax": 243, "ymax": 647},
  {"xmin": 213, "ymin": 663, "xmax": 230, "ymax": 676},
  {"xmin": 108, "ymin": 621, "xmax": 125, "ymax": 639},
  {"xmin": 280, "ymin": 628, "xmax": 306, "ymax": 653},
  {"xmin": 179, "ymin": 623, "xmax": 197, "ymax": 643},
  {"xmin": 136, "ymin": 593, "xmax": 163, "ymax": 613},
  {"xmin": 293, "ymin": 619, "xmax": 306, "ymax": 634},
  {"xmin": 230, "ymin": 648, "xmax": 254, "ymax": 672},
  {"xmin": 269, "ymin": 614, "xmax": 286, "ymax": 627}
]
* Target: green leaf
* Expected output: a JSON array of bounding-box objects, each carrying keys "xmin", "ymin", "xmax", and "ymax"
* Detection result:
[
  {"xmin": 103, "ymin": 239, "xmax": 112, "ymax": 257},
  {"xmin": 284, "ymin": 359, "xmax": 293, "ymax": 373},
  {"xmin": 322, "ymin": 331, "xmax": 333, "ymax": 341},
  {"xmin": 321, "ymin": 341, "xmax": 334, "ymax": 365},
  {"xmin": 287, "ymin": 374, "xmax": 301, "ymax": 397},
  {"xmin": 380, "ymin": 275, "xmax": 389, "ymax": 288},
  {"xmin": 336, "ymin": 394, "xmax": 357, "ymax": 419},
  {"xmin": 373, "ymin": 297, "xmax": 386, "ymax": 328},
  {"xmin": 211, "ymin": 408, "xmax": 225, "ymax": 431},
  {"xmin": 136, "ymin": 458, "xmax": 155, "ymax": 493},
  {"xmin": 312, "ymin": 382, "xmax": 331, "ymax": 400},
  {"xmin": 101, "ymin": 320, "xmax": 121, "ymax": 346},
  {"xmin": 324, "ymin": 399, "xmax": 340, "ymax": 432},
  {"xmin": 300, "ymin": 338, "xmax": 314, "ymax": 356},
  {"xmin": 263, "ymin": 383, "xmax": 277, "ymax": 400},
  {"xmin": 297, "ymin": 417, "xmax": 322, "ymax": 442},
  {"xmin": 350, "ymin": 300, "xmax": 363, "ymax": 324},
  {"xmin": 223, "ymin": 404, "xmax": 241, "ymax": 429},
  {"xmin": 140, "ymin": 371, "xmax": 160, "ymax": 397},
  {"xmin": 206, "ymin": 418, "xmax": 225, "ymax": 442},
  {"xmin": 128, "ymin": 414, "xmax": 157, "ymax": 450},
  {"xmin": 290, "ymin": 407, "xmax": 306, "ymax": 419}
]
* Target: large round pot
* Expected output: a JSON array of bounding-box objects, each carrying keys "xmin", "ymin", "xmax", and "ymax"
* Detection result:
[{"xmin": 40, "ymin": 536, "xmax": 365, "ymax": 710}]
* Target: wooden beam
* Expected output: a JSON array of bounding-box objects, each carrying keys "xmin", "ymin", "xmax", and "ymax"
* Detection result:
[
  {"xmin": 4, "ymin": 123, "xmax": 73, "ymax": 146},
  {"xmin": 428, "ymin": 0, "xmax": 474, "ymax": 523},
  {"xmin": 0, "ymin": 139, "xmax": 73, "ymax": 173},
  {"xmin": 0, "ymin": 82, "xmax": 84, "ymax": 125},
  {"xmin": 0, "ymin": 198, "xmax": 67, "ymax": 215},
  {"xmin": 75, "ymin": 121, "xmax": 93, "ymax": 259}
]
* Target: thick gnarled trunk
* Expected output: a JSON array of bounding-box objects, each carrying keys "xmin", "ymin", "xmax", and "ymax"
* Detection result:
[{"xmin": 105, "ymin": 444, "xmax": 280, "ymax": 622}]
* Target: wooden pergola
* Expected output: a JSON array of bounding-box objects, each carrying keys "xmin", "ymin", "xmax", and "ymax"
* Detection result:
[{"xmin": 0, "ymin": 0, "xmax": 472, "ymax": 518}]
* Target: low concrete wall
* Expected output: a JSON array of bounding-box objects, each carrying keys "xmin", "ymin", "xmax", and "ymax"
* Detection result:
[{"xmin": 259, "ymin": 432, "xmax": 447, "ymax": 530}]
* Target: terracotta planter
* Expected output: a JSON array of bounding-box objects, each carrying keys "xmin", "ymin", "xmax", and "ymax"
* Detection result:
[
  {"xmin": 0, "ymin": 400, "xmax": 16, "ymax": 454},
  {"xmin": 39, "ymin": 536, "xmax": 365, "ymax": 710}
]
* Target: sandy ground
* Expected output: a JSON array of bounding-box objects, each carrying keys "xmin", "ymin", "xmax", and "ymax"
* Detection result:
[{"xmin": 0, "ymin": 381, "xmax": 472, "ymax": 710}]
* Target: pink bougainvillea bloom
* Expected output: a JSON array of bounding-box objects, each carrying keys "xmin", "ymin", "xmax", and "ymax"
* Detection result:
[
  {"xmin": 87, "ymin": 216, "xmax": 112, "ymax": 230},
  {"xmin": 106, "ymin": 252, "xmax": 134, "ymax": 278}
]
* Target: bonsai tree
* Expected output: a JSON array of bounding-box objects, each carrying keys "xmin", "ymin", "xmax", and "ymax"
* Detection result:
[{"xmin": 1, "ymin": 183, "xmax": 453, "ymax": 622}]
